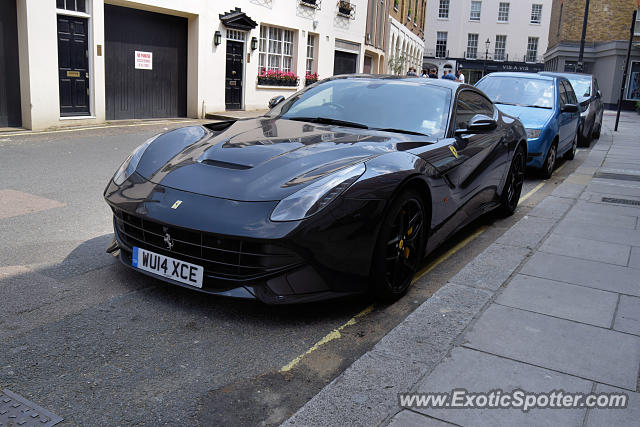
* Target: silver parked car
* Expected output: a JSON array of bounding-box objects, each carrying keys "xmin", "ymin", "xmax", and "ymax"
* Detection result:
[{"xmin": 540, "ymin": 72, "xmax": 604, "ymax": 146}]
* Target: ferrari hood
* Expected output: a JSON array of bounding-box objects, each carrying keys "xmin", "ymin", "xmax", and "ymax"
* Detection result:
[
  {"xmin": 135, "ymin": 118, "xmax": 433, "ymax": 201},
  {"xmin": 494, "ymin": 104, "xmax": 554, "ymax": 129}
]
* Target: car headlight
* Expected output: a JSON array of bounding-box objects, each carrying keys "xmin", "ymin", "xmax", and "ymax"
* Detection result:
[
  {"xmin": 112, "ymin": 135, "xmax": 159, "ymax": 185},
  {"xmin": 526, "ymin": 129, "xmax": 542, "ymax": 139},
  {"xmin": 270, "ymin": 163, "xmax": 366, "ymax": 222}
]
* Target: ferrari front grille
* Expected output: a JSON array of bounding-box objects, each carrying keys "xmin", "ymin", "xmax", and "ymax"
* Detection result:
[{"xmin": 112, "ymin": 208, "xmax": 302, "ymax": 281}]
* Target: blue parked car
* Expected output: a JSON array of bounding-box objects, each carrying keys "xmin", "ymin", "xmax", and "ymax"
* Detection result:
[{"xmin": 476, "ymin": 72, "xmax": 580, "ymax": 178}]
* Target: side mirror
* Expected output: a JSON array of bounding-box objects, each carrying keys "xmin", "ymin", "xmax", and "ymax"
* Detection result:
[
  {"xmin": 268, "ymin": 96, "xmax": 285, "ymax": 109},
  {"xmin": 596, "ymin": 90, "xmax": 602, "ymax": 98},
  {"xmin": 562, "ymin": 104, "xmax": 579, "ymax": 113},
  {"xmin": 456, "ymin": 114, "xmax": 497, "ymax": 135}
]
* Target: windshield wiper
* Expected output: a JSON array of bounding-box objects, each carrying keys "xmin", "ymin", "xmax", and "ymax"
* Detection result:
[
  {"xmin": 495, "ymin": 102, "xmax": 552, "ymax": 109},
  {"xmin": 494, "ymin": 102, "xmax": 520, "ymax": 106},
  {"xmin": 286, "ymin": 117, "xmax": 369, "ymax": 129},
  {"xmin": 523, "ymin": 105, "xmax": 552, "ymax": 109},
  {"xmin": 374, "ymin": 128, "xmax": 429, "ymax": 136}
]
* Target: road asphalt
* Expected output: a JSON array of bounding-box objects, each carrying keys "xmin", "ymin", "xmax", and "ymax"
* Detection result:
[{"xmin": 284, "ymin": 111, "xmax": 640, "ymax": 426}]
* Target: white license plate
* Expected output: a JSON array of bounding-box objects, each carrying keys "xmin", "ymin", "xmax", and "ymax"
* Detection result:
[{"xmin": 132, "ymin": 246, "xmax": 203, "ymax": 288}]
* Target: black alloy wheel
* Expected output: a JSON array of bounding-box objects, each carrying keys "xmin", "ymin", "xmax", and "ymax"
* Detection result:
[
  {"xmin": 372, "ymin": 189, "xmax": 426, "ymax": 300},
  {"xmin": 500, "ymin": 145, "xmax": 526, "ymax": 216},
  {"xmin": 541, "ymin": 142, "xmax": 557, "ymax": 179}
]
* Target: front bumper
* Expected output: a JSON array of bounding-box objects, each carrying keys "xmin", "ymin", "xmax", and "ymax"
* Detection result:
[
  {"xmin": 104, "ymin": 173, "xmax": 386, "ymax": 304},
  {"xmin": 525, "ymin": 136, "xmax": 551, "ymax": 169}
]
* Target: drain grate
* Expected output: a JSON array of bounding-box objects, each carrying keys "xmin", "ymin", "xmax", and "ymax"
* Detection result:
[
  {"xmin": 601, "ymin": 197, "xmax": 640, "ymax": 206},
  {"xmin": 0, "ymin": 389, "xmax": 62, "ymax": 427},
  {"xmin": 594, "ymin": 172, "xmax": 640, "ymax": 182}
]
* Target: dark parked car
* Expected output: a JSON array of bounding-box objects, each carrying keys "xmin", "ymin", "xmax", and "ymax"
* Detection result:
[
  {"xmin": 104, "ymin": 76, "xmax": 527, "ymax": 304},
  {"xmin": 539, "ymin": 72, "xmax": 603, "ymax": 146},
  {"xmin": 476, "ymin": 72, "xmax": 580, "ymax": 178}
]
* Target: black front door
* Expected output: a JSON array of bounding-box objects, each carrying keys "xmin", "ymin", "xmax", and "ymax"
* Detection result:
[
  {"xmin": 0, "ymin": 0, "xmax": 21, "ymax": 127},
  {"xmin": 333, "ymin": 50, "xmax": 358, "ymax": 75},
  {"xmin": 57, "ymin": 15, "xmax": 90, "ymax": 116},
  {"xmin": 225, "ymin": 40, "xmax": 243, "ymax": 110}
]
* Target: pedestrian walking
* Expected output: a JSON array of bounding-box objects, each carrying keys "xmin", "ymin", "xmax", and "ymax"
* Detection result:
[
  {"xmin": 455, "ymin": 70, "xmax": 465, "ymax": 83},
  {"xmin": 407, "ymin": 67, "xmax": 418, "ymax": 77},
  {"xmin": 429, "ymin": 68, "xmax": 438, "ymax": 78}
]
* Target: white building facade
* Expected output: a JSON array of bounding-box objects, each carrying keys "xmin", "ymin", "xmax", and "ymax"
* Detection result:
[
  {"xmin": 3, "ymin": 0, "xmax": 367, "ymax": 130},
  {"xmin": 423, "ymin": 0, "xmax": 552, "ymax": 83},
  {"xmin": 389, "ymin": 15, "xmax": 425, "ymax": 74}
]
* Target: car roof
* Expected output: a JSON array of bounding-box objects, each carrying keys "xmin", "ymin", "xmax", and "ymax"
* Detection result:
[
  {"xmin": 327, "ymin": 73, "xmax": 465, "ymax": 90},
  {"xmin": 480, "ymin": 72, "xmax": 557, "ymax": 81},
  {"xmin": 539, "ymin": 71, "xmax": 593, "ymax": 80}
]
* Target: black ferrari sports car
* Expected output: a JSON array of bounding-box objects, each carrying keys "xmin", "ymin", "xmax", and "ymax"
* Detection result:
[{"xmin": 104, "ymin": 75, "xmax": 527, "ymax": 304}]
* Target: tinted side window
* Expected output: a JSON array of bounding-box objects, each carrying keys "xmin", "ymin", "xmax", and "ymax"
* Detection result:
[
  {"xmin": 558, "ymin": 80, "xmax": 568, "ymax": 107},
  {"xmin": 454, "ymin": 91, "xmax": 494, "ymax": 130},
  {"xmin": 563, "ymin": 81, "xmax": 578, "ymax": 104}
]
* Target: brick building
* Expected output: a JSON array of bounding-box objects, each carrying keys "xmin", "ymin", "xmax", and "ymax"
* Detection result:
[
  {"xmin": 388, "ymin": 0, "xmax": 427, "ymax": 74},
  {"xmin": 544, "ymin": 0, "xmax": 640, "ymax": 109}
]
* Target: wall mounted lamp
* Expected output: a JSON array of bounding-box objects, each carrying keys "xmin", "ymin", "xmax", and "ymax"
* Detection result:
[
  {"xmin": 214, "ymin": 31, "xmax": 222, "ymax": 46},
  {"xmin": 251, "ymin": 37, "xmax": 258, "ymax": 51}
]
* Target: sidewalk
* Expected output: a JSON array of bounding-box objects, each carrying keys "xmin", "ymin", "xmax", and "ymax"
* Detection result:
[{"xmin": 284, "ymin": 111, "xmax": 640, "ymax": 427}]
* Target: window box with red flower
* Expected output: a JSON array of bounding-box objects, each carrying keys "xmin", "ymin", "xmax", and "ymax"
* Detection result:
[
  {"xmin": 257, "ymin": 68, "xmax": 299, "ymax": 87},
  {"xmin": 304, "ymin": 72, "xmax": 319, "ymax": 86}
]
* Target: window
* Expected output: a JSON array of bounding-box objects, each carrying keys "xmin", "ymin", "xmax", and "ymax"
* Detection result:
[
  {"xmin": 531, "ymin": 4, "xmax": 543, "ymax": 24},
  {"xmin": 470, "ymin": 1, "xmax": 482, "ymax": 21},
  {"xmin": 563, "ymin": 81, "xmax": 578, "ymax": 105},
  {"xmin": 259, "ymin": 25, "xmax": 295, "ymax": 72},
  {"xmin": 494, "ymin": 35, "xmax": 507, "ymax": 61},
  {"xmin": 306, "ymin": 34, "xmax": 316, "ymax": 73},
  {"xmin": 526, "ymin": 37, "xmax": 539, "ymax": 62},
  {"xmin": 635, "ymin": 7, "xmax": 640, "ymax": 35},
  {"xmin": 56, "ymin": 0, "xmax": 86, "ymax": 12},
  {"xmin": 466, "ymin": 34, "xmax": 479, "ymax": 59},
  {"xmin": 436, "ymin": 31, "xmax": 448, "ymax": 58},
  {"xmin": 498, "ymin": 2, "xmax": 509, "ymax": 22},
  {"xmin": 454, "ymin": 91, "xmax": 494, "ymax": 130},
  {"xmin": 558, "ymin": 80, "xmax": 568, "ymax": 107},
  {"xmin": 439, "ymin": 0, "xmax": 449, "ymax": 18}
]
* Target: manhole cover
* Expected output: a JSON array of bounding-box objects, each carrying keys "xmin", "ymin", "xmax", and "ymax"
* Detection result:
[
  {"xmin": 601, "ymin": 197, "xmax": 640, "ymax": 206},
  {"xmin": 0, "ymin": 389, "xmax": 62, "ymax": 427}
]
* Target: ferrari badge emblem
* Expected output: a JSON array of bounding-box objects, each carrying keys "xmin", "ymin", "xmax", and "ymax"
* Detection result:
[
  {"xmin": 449, "ymin": 145, "xmax": 459, "ymax": 159},
  {"xmin": 163, "ymin": 233, "xmax": 174, "ymax": 250},
  {"xmin": 171, "ymin": 200, "xmax": 183, "ymax": 209}
]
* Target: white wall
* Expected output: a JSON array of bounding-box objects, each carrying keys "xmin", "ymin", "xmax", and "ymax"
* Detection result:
[
  {"xmin": 16, "ymin": 0, "xmax": 368, "ymax": 130},
  {"xmin": 388, "ymin": 16, "xmax": 425, "ymax": 74},
  {"xmin": 423, "ymin": 0, "xmax": 551, "ymax": 62}
]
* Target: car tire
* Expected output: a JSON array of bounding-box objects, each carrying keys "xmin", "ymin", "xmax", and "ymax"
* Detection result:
[
  {"xmin": 371, "ymin": 188, "xmax": 427, "ymax": 301},
  {"xmin": 540, "ymin": 141, "xmax": 557, "ymax": 179},
  {"xmin": 499, "ymin": 145, "xmax": 526, "ymax": 217},
  {"xmin": 564, "ymin": 133, "xmax": 578, "ymax": 161}
]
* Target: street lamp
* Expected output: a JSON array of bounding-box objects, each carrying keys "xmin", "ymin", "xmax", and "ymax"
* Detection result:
[{"xmin": 483, "ymin": 38, "xmax": 491, "ymax": 76}]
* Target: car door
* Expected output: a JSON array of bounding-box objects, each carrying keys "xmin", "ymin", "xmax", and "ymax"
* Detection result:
[
  {"xmin": 563, "ymin": 80, "xmax": 580, "ymax": 147},
  {"xmin": 557, "ymin": 80, "xmax": 573, "ymax": 151}
]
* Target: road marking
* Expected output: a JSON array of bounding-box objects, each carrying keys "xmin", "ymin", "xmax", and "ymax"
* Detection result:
[
  {"xmin": 412, "ymin": 225, "xmax": 488, "ymax": 283},
  {"xmin": 279, "ymin": 305, "xmax": 374, "ymax": 373},
  {"xmin": 280, "ymin": 224, "xmax": 488, "ymax": 373},
  {"xmin": 0, "ymin": 120, "xmax": 200, "ymax": 137},
  {"xmin": 519, "ymin": 182, "xmax": 545, "ymax": 203},
  {"xmin": 554, "ymin": 162, "xmax": 568, "ymax": 175}
]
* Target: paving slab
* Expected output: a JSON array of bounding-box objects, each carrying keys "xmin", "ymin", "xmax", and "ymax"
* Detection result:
[
  {"xmin": 629, "ymin": 247, "xmax": 640, "ymax": 269},
  {"xmin": 373, "ymin": 283, "xmax": 492, "ymax": 364},
  {"xmin": 539, "ymin": 234, "xmax": 630, "ymax": 266},
  {"xmin": 463, "ymin": 304, "xmax": 640, "ymax": 390},
  {"xmin": 561, "ymin": 208, "xmax": 637, "ymax": 230},
  {"xmin": 494, "ymin": 215, "xmax": 556, "ymax": 249},
  {"xmin": 387, "ymin": 410, "xmax": 454, "ymax": 427},
  {"xmin": 613, "ymin": 295, "xmax": 640, "ymax": 336},
  {"xmin": 588, "ymin": 181, "xmax": 640, "ymax": 198},
  {"xmin": 414, "ymin": 347, "xmax": 591, "ymax": 427},
  {"xmin": 585, "ymin": 385, "xmax": 640, "ymax": 427},
  {"xmin": 572, "ymin": 199, "xmax": 640, "ymax": 219},
  {"xmin": 448, "ymin": 244, "xmax": 530, "ymax": 291},
  {"xmin": 496, "ymin": 274, "xmax": 618, "ymax": 328},
  {"xmin": 520, "ymin": 252, "xmax": 640, "ymax": 296},
  {"xmin": 283, "ymin": 351, "xmax": 431, "ymax": 427},
  {"xmin": 551, "ymin": 182, "xmax": 586, "ymax": 199},
  {"xmin": 554, "ymin": 220, "xmax": 640, "ymax": 248},
  {"xmin": 527, "ymin": 196, "xmax": 574, "ymax": 220}
]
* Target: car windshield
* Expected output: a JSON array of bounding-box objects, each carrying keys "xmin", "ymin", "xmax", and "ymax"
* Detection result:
[
  {"xmin": 567, "ymin": 76, "xmax": 592, "ymax": 102},
  {"xmin": 476, "ymin": 76, "xmax": 555, "ymax": 109},
  {"xmin": 267, "ymin": 79, "xmax": 452, "ymax": 138}
]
